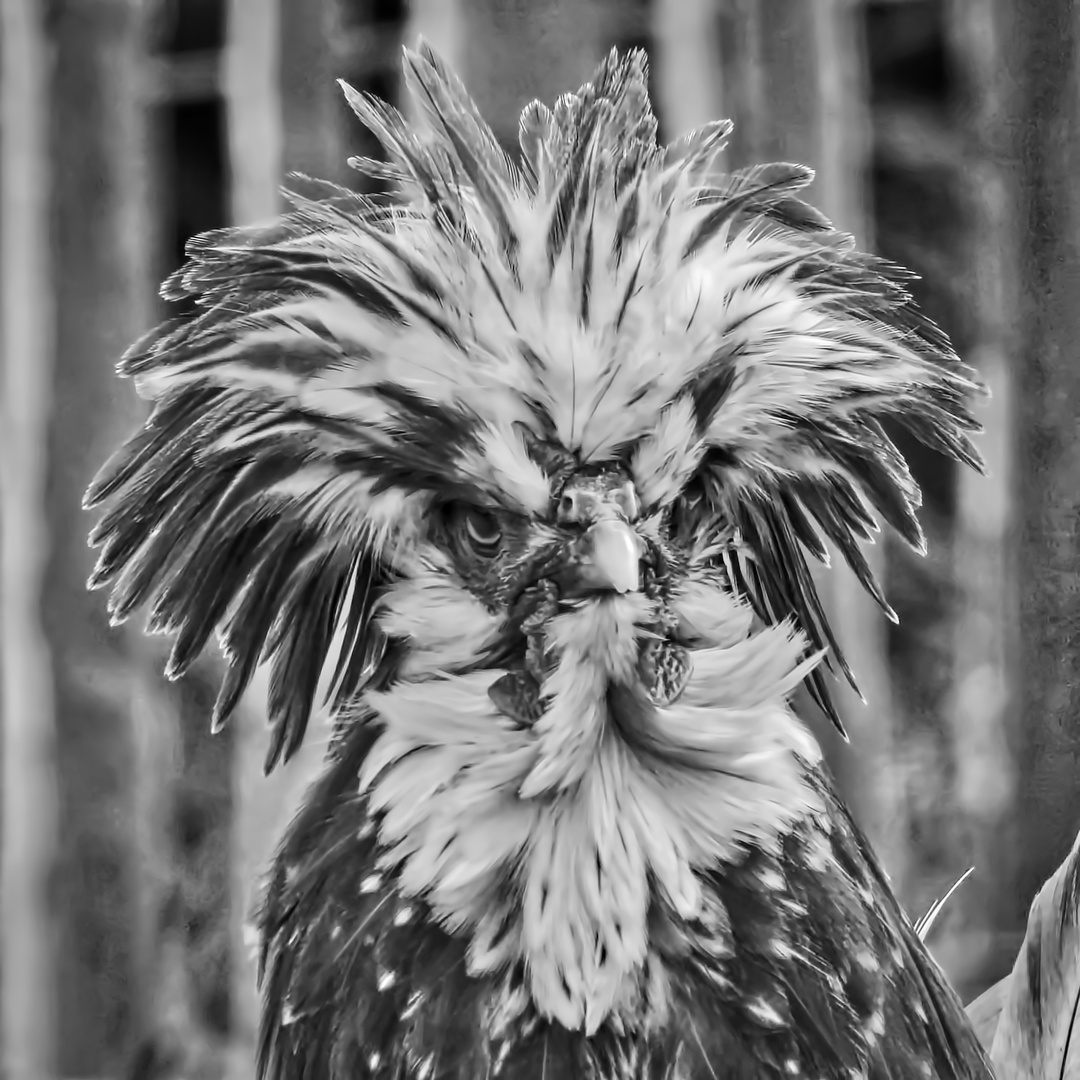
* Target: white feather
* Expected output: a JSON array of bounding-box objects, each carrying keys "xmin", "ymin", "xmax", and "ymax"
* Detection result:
[
  {"xmin": 377, "ymin": 574, "xmax": 501, "ymax": 676},
  {"xmin": 360, "ymin": 574, "xmax": 822, "ymax": 1032}
]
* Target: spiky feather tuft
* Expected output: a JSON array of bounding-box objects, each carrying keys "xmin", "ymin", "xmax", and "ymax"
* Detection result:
[{"xmin": 85, "ymin": 43, "xmax": 984, "ymax": 751}]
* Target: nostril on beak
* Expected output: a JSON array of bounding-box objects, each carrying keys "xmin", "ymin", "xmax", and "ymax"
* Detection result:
[{"xmin": 579, "ymin": 519, "xmax": 643, "ymax": 594}]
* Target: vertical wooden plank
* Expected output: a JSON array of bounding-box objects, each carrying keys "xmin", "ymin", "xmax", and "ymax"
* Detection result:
[
  {"xmin": 0, "ymin": 0, "xmax": 60, "ymax": 1073},
  {"xmin": 223, "ymin": 0, "xmax": 284, "ymax": 1067},
  {"xmin": 716, "ymin": 0, "xmax": 768, "ymax": 166},
  {"xmin": 651, "ymin": 0, "xmax": 724, "ymax": 139},
  {"xmin": 224, "ymin": 2, "xmax": 347, "ymax": 1070},
  {"xmin": 806, "ymin": 0, "xmax": 907, "ymax": 895},
  {"xmin": 940, "ymin": 0, "xmax": 1021, "ymax": 995},
  {"xmin": 999, "ymin": 0, "xmax": 1080, "ymax": 941},
  {"xmin": 225, "ymin": 0, "xmax": 283, "ymax": 224},
  {"xmin": 125, "ymin": 661, "xmax": 204, "ymax": 1075},
  {"xmin": 143, "ymin": 35, "xmax": 238, "ymax": 1068},
  {"xmin": 404, "ymin": 0, "xmax": 465, "ymax": 71},
  {"xmin": 120, "ymin": 10, "xmax": 191, "ymax": 1064},
  {"xmin": 711, "ymin": 0, "xmax": 903, "ymax": 887},
  {"xmin": 45, "ymin": 0, "xmax": 157, "ymax": 1072},
  {"xmin": 409, "ymin": 0, "xmax": 606, "ymax": 146},
  {"xmin": 280, "ymin": 0, "xmax": 346, "ymax": 184}
]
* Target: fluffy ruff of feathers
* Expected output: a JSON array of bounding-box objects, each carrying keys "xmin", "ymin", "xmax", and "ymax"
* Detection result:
[
  {"xmin": 363, "ymin": 572, "xmax": 822, "ymax": 1031},
  {"xmin": 84, "ymin": 42, "xmax": 993, "ymax": 1080}
]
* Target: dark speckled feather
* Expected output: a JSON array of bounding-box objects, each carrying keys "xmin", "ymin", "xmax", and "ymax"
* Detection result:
[{"xmin": 257, "ymin": 721, "xmax": 992, "ymax": 1079}]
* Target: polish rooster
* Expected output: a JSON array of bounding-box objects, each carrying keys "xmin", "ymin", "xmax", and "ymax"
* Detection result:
[{"xmin": 86, "ymin": 44, "xmax": 995, "ymax": 1080}]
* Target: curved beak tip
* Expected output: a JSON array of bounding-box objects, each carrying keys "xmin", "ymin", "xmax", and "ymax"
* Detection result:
[{"xmin": 583, "ymin": 519, "xmax": 643, "ymax": 594}]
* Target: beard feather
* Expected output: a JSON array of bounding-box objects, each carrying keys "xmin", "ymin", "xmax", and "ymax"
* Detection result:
[{"xmin": 359, "ymin": 566, "xmax": 823, "ymax": 1031}]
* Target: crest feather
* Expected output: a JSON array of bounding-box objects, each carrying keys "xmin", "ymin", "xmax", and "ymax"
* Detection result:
[{"xmin": 85, "ymin": 45, "xmax": 984, "ymax": 755}]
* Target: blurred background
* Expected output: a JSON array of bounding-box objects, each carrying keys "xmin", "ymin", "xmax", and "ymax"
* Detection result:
[{"xmin": 1, "ymin": 0, "xmax": 1078, "ymax": 1076}]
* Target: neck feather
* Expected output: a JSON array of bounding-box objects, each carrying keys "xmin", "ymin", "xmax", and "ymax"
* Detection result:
[{"xmin": 361, "ymin": 575, "xmax": 823, "ymax": 1031}]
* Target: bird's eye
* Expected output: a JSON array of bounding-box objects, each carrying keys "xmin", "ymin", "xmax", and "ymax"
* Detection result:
[{"xmin": 460, "ymin": 507, "xmax": 503, "ymax": 557}]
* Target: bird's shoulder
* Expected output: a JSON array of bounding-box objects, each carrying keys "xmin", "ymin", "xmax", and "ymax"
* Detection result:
[
  {"xmin": 257, "ymin": 738, "xmax": 992, "ymax": 1080},
  {"xmin": 662, "ymin": 767, "xmax": 994, "ymax": 1080}
]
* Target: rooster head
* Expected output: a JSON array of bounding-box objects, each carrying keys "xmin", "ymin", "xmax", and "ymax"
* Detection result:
[{"xmin": 85, "ymin": 45, "xmax": 984, "ymax": 1032}]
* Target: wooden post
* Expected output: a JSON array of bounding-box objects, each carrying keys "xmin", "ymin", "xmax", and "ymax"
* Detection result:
[
  {"xmin": 705, "ymin": 0, "xmax": 904, "ymax": 888},
  {"xmin": 997, "ymin": 0, "xmax": 1080, "ymax": 945},
  {"xmin": 225, "ymin": 0, "xmax": 283, "ymax": 225},
  {"xmin": 405, "ymin": 0, "xmax": 606, "ymax": 146},
  {"xmin": 804, "ymin": 0, "xmax": 907, "ymax": 900},
  {"xmin": 224, "ymin": 1, "xmax": 346, "ymax": 1069},
  {"xmin": 39, "ymin": 0, "xmax": 159, "ymax": 1073},
  {"xmin": 651, "ymin": 0, "xmax": 724, "ymax": 139},
  {"xmin": 1, "ymin": 0, "xmax": 60, "ymax": 1073},
  {"xmin": 939, "ymin": 0, "xmax": 1021, "ymax": 996},
  {"xmin": 223, "ymin": 0, "xmax": 285, "ymax": 1068},
  {"xmin": 280, "ymin": 0, "xmax": 347, "ymax": 184},
  {"xmin": 3, "ymin": 0, "xmax": 188, "ymax": 1071},
  {"xmin": 404, "ymin": 0, "xmax": 466, "ymax": 72},
  {"xmin": 714, "ymin": 0, "xmax": 768, "ymax": 166}
]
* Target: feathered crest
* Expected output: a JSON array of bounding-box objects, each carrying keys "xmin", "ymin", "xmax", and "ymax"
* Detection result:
[{"xmin": 85, "ymin": 43, "xmax": 984, "ymax": 755}]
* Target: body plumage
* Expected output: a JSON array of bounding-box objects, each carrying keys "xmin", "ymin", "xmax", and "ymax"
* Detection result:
[{"xmin": 86, "ymin": 45, "xmax": 994, "ymax": 1079}]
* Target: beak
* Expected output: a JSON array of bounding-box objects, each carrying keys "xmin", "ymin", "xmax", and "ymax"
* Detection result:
[{"xmin": 572, "ymin": 519, "xmax": 643, "ymax": 595}]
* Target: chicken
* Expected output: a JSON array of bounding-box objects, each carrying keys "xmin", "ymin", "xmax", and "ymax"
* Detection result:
[{"xmin": 86, "ymin": 44, "xmax": 995, "ymax": 1080}]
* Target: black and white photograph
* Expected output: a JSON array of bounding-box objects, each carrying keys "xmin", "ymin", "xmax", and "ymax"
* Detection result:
[{"xmin": 1, "ymin": 1, "xmax": 1077, "ymax": 1076}]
